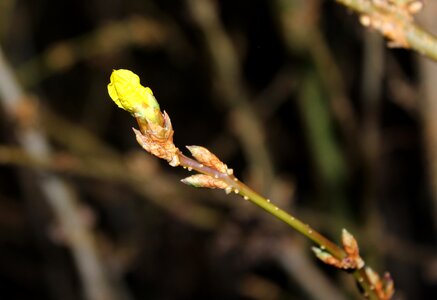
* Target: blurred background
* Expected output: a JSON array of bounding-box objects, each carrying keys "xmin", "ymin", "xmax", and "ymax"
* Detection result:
[{"xmin": 0, "ymin": 0, "xmax": 436, "ymax": 299}]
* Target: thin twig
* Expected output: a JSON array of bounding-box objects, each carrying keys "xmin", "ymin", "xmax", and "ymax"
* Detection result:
[
  {"xmin": 176, "ymin": 147, "xmax": 385, "ymax": 300},
  {"xmin": 417, "ymin": 1, "xmax": 437, "ymax": 231},
  {"xmin": 336, "ymin": 0, "xmax": 437, "ymax": 61},
  {"xmin": 275, "ymin": 0, "xmax": 359, "ymax": 151},
  {"xmin": 16, "ymin": 17, "xmax": 171, "ymax": 88},
  {"xmin": 107, "ymin": 64, "xmax": 394, "ymax": 299},
  {"xmin": 0, "ymin": 48, "xmax": 120, "ymax": 300}
]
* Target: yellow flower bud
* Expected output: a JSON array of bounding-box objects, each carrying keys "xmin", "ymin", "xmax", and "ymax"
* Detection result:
[{"xmin": 107, "ymin": 69, "xmax": 162, "ymax": 124}]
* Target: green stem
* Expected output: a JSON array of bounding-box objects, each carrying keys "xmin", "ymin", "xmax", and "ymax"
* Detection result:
[
  {"xmin": 236, "ymin": 180, "xmax": 345, "ymax": 258},
  {"xmin": 336, "ymin": 0, "xmax": 437, "ymax": 62},
  {"xmin": 177, "ymin": 152, "xmax": 381, "ymax": 300},
  {"xmin": 354, "ymin": 269, "xmax": 381, "ymax": 300},
  {"xmin": 406, "ymin": 25, "xmax": 437, "ymax": 61}
]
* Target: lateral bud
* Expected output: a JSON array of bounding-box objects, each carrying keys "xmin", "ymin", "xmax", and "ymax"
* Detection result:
[
  {"xmin": 186, "ymin": 145, "xmax": 228, "ymax": 173},
  {"xmin": 382, "ymin": 272, "xmax": 395, "ymax": 299},
  {"xmin": 312, "ymin": 247, "xmax": 343, "ymax": 268},
  {"xmin": 342, "ymin": 229, "xmax": 365, "ymax": 269},
  {"xmin": 312, "ymin": 229, "xmax": 365, "ymax": 271},
  {"xmin": 181, "ymin": 174, "xmax": 228, "ymax": 189}
]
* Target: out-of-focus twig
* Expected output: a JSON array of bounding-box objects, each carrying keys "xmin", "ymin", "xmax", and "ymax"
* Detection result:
[
  {"xmin": 275, "ymin": 0, "xmax": 358, "ymax": 150},
  {"xmin": 0, "ymin": 0, "xmax": 15, "ymax": 38},
  {"xmin": 336, "ymin": 0, "xmax": 437, "ymax": 61},
  {"xmin": 275, "ymin": 0, "xmax": 352, "ymax": 224},
  {"xmin": 0, "ymin": 142, "xmax": 222, "ymax": 230},
  {"xmin": 359, "ymin": 30, "xmax": 386, "ymax": 271},
  {"xmin": 298, "ymin": 72, "xmax": 350, "ymax": 223},
  {"xmin": 278, "ymin": 239, "xmax": 349, "ymax": 300},
  {"xmin": 0, "ymin": 47, "xmax": 120, "ymax": 300},
  {"xmin": 417, "ymin": 1, "xmax": 437, "ymax": 231},
  {"xmin": 41, "ymin": 108, "xmax": 223, "ymax": 230},
  {"xmin": 16, "ymin": 16, "xmax": 175, "ymax": 88},
  {"xmin": 186, "ymin": 0, "xmax": 275, "ymax": 193},
  {"xmin": 361, "ymin": 31, "xmax": 384, "ymax": 194}
]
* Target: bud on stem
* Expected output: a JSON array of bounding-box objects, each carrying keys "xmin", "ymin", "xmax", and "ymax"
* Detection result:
[{"xmin": 108, "ymin": 69, "xmax": 163, "ymax": 125}]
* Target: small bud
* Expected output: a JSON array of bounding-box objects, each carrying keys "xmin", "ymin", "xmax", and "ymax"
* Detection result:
[
  {"xmin": 363, "ymin": 268, "xmax": 395, "ymax": 299},
  {"xmin": 108, "ymin": 69, "xmax": 163, "ymax": 125},
  {"xmin": 383, "ymin": 273, "xmax": 395, "ymax": 299},
  {"xmin": 312, "ymin": 247, "xmax": 342, "ymax": 268},
  {"xmin": 342, "ymin": 229, "xmax": 365, "ymax": 269},
  {"xmin": 181, "ymin": 174, "xmax": 228, "ymax": 189},
  {"xmin": 133, "ymin": 127, "xmax": 180, "ymax": 166},
  {"xmin": 186, "ymin": 145, "xmax": 227, "ymax": 173},
  {"xmin": 342, "ymin": 229, "xmax": 357, "ymax": 255}
]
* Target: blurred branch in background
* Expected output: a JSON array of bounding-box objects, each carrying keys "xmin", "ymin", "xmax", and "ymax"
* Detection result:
[
  {"xmin": 16, "ymin": 16, "xmax": 177, "ymax": 88},
  {"xmin": 275, "ymin": 0, "xmax": 352, "ymax": 225},
  {"xmin": 418, "ymin": 2, "xmax": 437, "ymax": 231},
  {"xmin": 276, "ymin": 0, "xmax": 358, "ymax": 148},
  {"xmin": 0, "ymin": 47, "xmax": 125, "ymax": 300},
  {"xmin": 278, "ymin": 239, "xmax": 348, "ymax": 300},
  {"xmin": 360, "ymin": 30, "xmax": 385, "ymax": 264},
  {"xmin": 41, "ymin": 108, "xmax": 224, "ymax": 230},
  {"xmin": 186, "ymin": 0, "xmax": 275, "ymax": 193},
  {"xmin": 297, "ymin": 71, "xmax": 349, "ymax": 222},
  {"xmin": 0, "ymin": 0, "xmax": 15, "ymax": 39}
]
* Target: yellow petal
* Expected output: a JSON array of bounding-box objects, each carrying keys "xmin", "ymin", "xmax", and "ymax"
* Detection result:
[
  {"xmin": 107, "ymin": 81, "xmax": 122, "ymax": 108},
  {"xmin": 107, "ymin": 69, "xmax": 162, "ymax": 124}
]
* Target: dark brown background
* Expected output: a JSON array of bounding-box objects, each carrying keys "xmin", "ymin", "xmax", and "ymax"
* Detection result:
[{"xmin": 0, "ymin": 0, "xmax": 436, "ymax": 299}]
